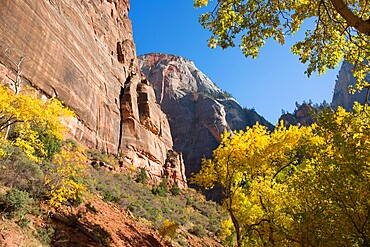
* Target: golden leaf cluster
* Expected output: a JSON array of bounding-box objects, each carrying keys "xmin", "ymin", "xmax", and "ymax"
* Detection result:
[{"xmin": 193, "ymin": 104, "xmax": 370, "ymax": 246}]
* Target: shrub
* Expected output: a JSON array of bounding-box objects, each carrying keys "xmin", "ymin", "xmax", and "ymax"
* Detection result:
[
  {"xmin": 0, "ymin": 146, "xmax": 44, "ymax": 196},
  {"xmin": 87, "ymin": 148, "xmax": 116, "ymax": 168},
  {"xmin": 188, "ymin": 225, "xmax": 207, "ymax": 238},
  {"xmin": 152, "ymin": 179, "xmax": 168, "ymax": 197},
  {"xmin": 64, "ymin": 138, "xmax": 78, "ymax": 150},
  {"xmin": 135, "ymin": 167, "xmax": 148, "ymax": 184},
  {"xmin": 158, "ymin": 219, "xmax": 178, "ymax": 239},
  {"xmin": 45, "ymin": 143, "xmax": 87, "ymax": 208},
  {"xmin": 35, "ymin": 227, "xmax": 55, "ymax": 244},
  {"xmin": 170, "ymin": 182, "xmax": 180, "ymax": 196},
  {"xmin": 0, "ymin": 188, "xmax": 33, "ymax": 218},
  {"xmin": 33, "ymin": 125, "xmax": 63, "ymax": 159},
  {"xmin": 103, "ymin": 190, "xmax": 119, "ymax": 203}
]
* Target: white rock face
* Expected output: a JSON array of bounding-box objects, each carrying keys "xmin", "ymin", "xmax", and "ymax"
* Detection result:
[
  {"xmin": 139, "ymin": 53, "xmax": 223, "ymax": 103},
  {"xmin": 139, "ymin": 53, "xmax": 273, "ymax": 186}
]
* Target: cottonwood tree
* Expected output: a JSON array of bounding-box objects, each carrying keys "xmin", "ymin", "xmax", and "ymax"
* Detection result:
[
  {"xmin": 193, "ymin": 106, "xmax": 370, "ymax": 246},
  {"xmin": 0, "ymin": 85, "xmax": 73, "ymax": 162},
  {"xmin": 192, "ymin": 123, "xmax": 311, "ymax": 246},
  {"xmin": 194, "ymin": 0, "xmax": 370, "ymax": 89},
  {"xmin": 287, "ymin": 104, "xmax": 370, "ymax": 246},
  {"xmin": 0, "ymin": 85, "xmax": 87, "ymax": 208}
]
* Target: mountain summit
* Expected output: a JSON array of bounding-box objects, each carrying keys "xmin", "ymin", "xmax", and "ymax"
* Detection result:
[{"xmin": 139, "ymin": 53, "xmax": 273, "ymax": 183}]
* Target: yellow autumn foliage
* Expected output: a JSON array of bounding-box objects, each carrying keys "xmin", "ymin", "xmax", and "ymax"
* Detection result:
[
  {"xmin": 158, "ymin": 219, "xmax": 179, "ymax": 239},
  {"xmin": 0, "ymin": 84, "xmax": 87, "ymax": 208},
  {"xmin": 193, "ymin": 104, "xmax": 370, "ymax": 246},
  {"xmin": 45, "ymin": 142, "xmax": 87, "ymax": 208},
  {"xmin": 0, "ymin": 84, "xmax": 74, "ymax": 162}
]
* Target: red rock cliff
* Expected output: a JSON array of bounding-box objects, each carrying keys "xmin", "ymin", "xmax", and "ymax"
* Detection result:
[{"xmin": 0, "ymin": 0, "xmax": 186, "ymax": 188}]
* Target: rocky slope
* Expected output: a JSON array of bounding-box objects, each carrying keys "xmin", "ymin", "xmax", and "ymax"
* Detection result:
[
  {"xmin": 139, "ymin": 53, "xmax": 273, "ymax": 181},
  {"xmin": 331, "ymin": 61, "xmax": 369, "ymax": 110},
  {"xmin": 0, "ymin": 0, "xmax": 186, "ymax": 188},
  {"xmin": 0, "ymin": 193, "xmax": 222, "ymax": 247}
]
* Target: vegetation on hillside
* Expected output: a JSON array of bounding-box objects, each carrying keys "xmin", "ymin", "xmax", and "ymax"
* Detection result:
[
  {"xmin": 199, "ymin": 89, "xmax": 234, "ymax": 100},
  {"xmin": 193, "ymin": 102, "xmax": 370, "ymax": 246},
  {"xmin": 0, "ymin": 84, "xmax": 226, "ymax": 246},
  {"xmin": 1, "ymin": 80, "xmax": 369, "ymax": 246}
]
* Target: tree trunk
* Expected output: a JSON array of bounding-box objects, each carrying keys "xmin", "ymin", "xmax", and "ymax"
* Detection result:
[{"xmin": 228, "ymin": 209, "xmax": 242, "ymax": 247}]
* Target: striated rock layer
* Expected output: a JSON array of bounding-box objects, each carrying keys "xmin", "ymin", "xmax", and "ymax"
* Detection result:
[
  {"xmin": 139, "ymin": 53, "xmax": 273, "ymax": 185},
  {"xmin": 0, "ymin": 0, "xmax": 186, "ymax": 188}
]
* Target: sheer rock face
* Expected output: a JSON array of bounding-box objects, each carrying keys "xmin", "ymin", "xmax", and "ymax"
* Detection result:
[
  {"xmin": 139, "ymin": 53, "xmax": 273, "ymax": 181},
  {"xmin": 0, "ymin": 0, "xmax": 186, "ymax": 187},
  {"xmin": 331, "ymin": 61, "xmax": 368, "ymax": 111}
]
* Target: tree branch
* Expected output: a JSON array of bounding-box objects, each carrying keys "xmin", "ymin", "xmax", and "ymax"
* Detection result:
[{"xmin": 330, "ymin": 0, "xmax": 370, "ymax": 36}]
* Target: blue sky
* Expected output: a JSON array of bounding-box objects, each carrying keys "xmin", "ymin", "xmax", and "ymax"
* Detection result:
[{"xmin": 129, "ymin": 1, "xmax": 339, "ymax": 124}]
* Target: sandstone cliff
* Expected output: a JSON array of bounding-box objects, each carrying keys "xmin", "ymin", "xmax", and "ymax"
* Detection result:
[
  {"xmin": 0, "ymin": 0, "xmax": 186, "ymax": 187},
  {"xmin": 139, "ymin": 53, "xmax": 273, "ymax": 182},
  {"xmin": 331, "ymin": 61, "xmax": 368, "ymax": 110}
]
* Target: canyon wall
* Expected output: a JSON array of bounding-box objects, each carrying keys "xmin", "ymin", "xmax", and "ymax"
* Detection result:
[{"xmin": 0, "ymin": 0, "xmax": 186, "ymax": 187}]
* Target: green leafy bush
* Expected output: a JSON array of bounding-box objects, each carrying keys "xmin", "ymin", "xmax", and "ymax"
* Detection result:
[
  {"xmin": 135, "ymin": 167, "xmax": 148, "ymax": 184},
  {"xmin": 152, "ymin": 179, "xmax": 168, "ymax": 197},
  {"xmin": 0, "ymin": 188, "xmax": 33, "ymax": 218},
  {"xmin": 170, "ymin": 182, "xmax": 180, "ymax": 196},
  {"xmin": 0, "ymin": 147, "xmax": 44, "ymax": 195},
  {"xmin": 35, "ymin": 227, "xmax": 55, "ymax": 244},
  {"xmin": 103, "ymin": 190, "xmax": 119, "ymax": 203}
]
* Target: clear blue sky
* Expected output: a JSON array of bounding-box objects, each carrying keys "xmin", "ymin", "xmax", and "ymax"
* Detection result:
[{"xmin": 129, "ymin": 1, "xmax": 339, "ymax": 124}]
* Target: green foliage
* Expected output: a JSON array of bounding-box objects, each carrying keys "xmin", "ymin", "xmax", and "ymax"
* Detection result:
[
  {"xmin": 103, "ymin": 190, "xmax": 119, "ymax": 203},
  {"xmin": 194, "ymin": 0, "xmax": 370, "ymax": 89},
  {"xmin": 198, "ymin": 89, "xmax": 233, "ymax": 100},
  {"xmin": 0, "ymin": 146, "xmax": 44, "ymax": 196},
  {"xmin": 135, "ymin": 167, "xmax": 148, "ymax": 184},
  {"xmin": 0, "ymin": 188, "xmax": 33, "ymax": 220},
  {"xmin": 87, "ymin": 148, "xmax": 116, "ymax": 167},
  {"xmin": 64, "ymin": 138, "xmax": 79, "ymax": 150},
  {"xmin": 33, "ymin": 125, "xmax": 63, "ymax": 159},
  {"xmin": 152, "ymin": 179, "xmax": 168, "ymax": 197},
  {"xmin": 170, "ymin": 182, "xmax": 180, "ymax": 196},
  {"xmin": 35, "ymin": 227, "xmax": 55, "ymax": 245}
]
